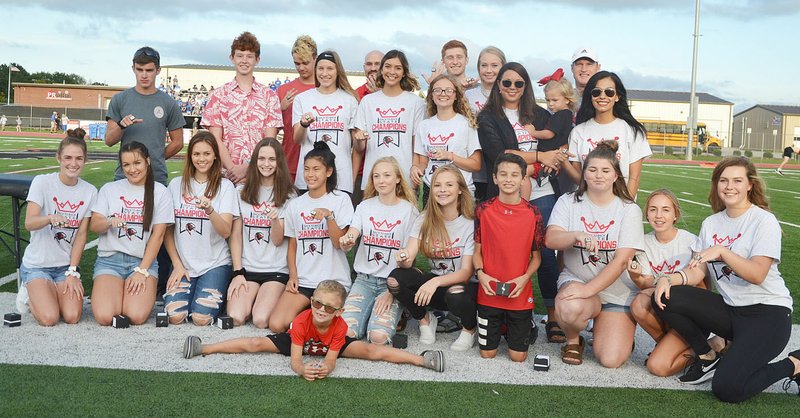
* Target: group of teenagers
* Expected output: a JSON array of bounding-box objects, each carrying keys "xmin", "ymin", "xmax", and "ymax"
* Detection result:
[{"xmin": 16, "ymin": 32, "xmax": 800, "ymax": 402}]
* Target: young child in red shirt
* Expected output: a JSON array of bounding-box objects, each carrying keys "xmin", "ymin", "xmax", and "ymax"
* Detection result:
[
  {"xmin": 183, "ymin": 280, "xmax": 444, "ymax": 379},
  {"xmin": 473, "ymin": 153, "xmax": 544, "ymax": 362}
]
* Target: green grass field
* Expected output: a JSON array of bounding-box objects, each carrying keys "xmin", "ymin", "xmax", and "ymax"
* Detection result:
[{"xmin": 1, "ymin": 138, "xmax": 799, "ymax": 414}]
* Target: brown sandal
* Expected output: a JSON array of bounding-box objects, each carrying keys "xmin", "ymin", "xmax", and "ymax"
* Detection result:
[
  {"xmin": 545, "ymin": 321, "xmax": 567, "ymax": 343},
  {"xmin": 561, "ymin": 336, "xmax": 586, "ymax": 365}
]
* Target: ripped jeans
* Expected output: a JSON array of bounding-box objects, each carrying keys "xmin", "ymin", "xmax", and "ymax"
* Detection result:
[
  {"xmin": 341, "ymin": 273, "xmax": 402, "ymax": 344},
  {"xmin": 164, "ymin": 265, "xmax": 231, "ymax": 324}
]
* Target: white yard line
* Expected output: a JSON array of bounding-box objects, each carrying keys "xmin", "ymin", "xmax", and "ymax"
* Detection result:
[{"xmin": 5, "ymin": 160, "xmax": 108, "ymax": 174}]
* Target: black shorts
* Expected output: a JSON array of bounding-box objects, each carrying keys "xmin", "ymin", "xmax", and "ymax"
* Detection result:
[
  {"xmin": 244, "ymin": 272, "xmax": 289, "ymax": 285},
  {"xmin": 298, "ymin": 286, "xmax": 315, "ymax": 299},
  {"xmin": 784, "ymin": 147, "xmax": 794, "ymax": 158},
  {"xmin": 477, "ymin": 304, "xmax": 532, "ymax": 352},
  {"xmin": 266, "ymin": 332, "xmax": 357, "ymax": 356}
]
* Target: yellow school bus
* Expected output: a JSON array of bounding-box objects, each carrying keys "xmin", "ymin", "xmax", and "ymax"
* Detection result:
[{"xmin": 640, "ymin": 120, "xmax": 721, "ymax": 151}]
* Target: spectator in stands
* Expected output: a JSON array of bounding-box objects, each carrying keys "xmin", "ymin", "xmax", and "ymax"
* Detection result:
[
  {"xmin": 202, "ymin": 31, "xmax": 282, "ymax": 185},
  {"xmin": 278, "ymin": 35, "xmax": 318, "ymax": 182}
]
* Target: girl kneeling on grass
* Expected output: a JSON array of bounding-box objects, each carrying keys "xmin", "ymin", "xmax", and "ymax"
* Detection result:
[
  {"xmin": 388, "ymin": 165, "xmax": 478, "ymax": 351},
  {"xmin": 654, "ymin": 157, "xmax": 799, "ymax": 402},
  {"xmin": 20, "ymin": 129, "xmax": 97, "ymax": 325},
  {"xmin": 268, "ymin": 141, "xmax": 354, "ymax": 332},
  {"xmin": 545, "ymin": 141, "xmax": 644, "ymax": 368},
  {"xmin": 339, "ymin": 157, "xmax": 419, "ymax": 344},
  {"xmin": 163, "ymin": 131, "xmax": 238, "ymax": 325},
  {"xmin": 183, "ymin": 280, "xmax": 445, "ymax": 378},
  {"xmin": 90, "ymin": 141, "xmax": 174, "ymax": 325},
  {"xmin": 627, "ymin": 189, "xmax": 724, "ymax": 376},
  {"xmin": 226, "ymin": 138, "xmax": 296, "ymax": 327}
]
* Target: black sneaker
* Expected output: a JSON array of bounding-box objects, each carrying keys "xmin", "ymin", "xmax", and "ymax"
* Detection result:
[{"xmin": 679, "ymin": 354, "xmax": 720, "ymax": 384}]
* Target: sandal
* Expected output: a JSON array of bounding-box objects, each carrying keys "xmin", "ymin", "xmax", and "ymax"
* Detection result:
[
  {"xmin": 545, "ymin": 321, "xmax": 566, "ymax": 343},
  {"xmin": 561, "ymin": 336, "xmax": 585, "ymax": 365}
]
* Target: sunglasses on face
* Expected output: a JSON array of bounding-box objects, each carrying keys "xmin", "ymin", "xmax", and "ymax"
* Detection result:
[
  {"xmin": 591, "ymin": 88, "xmax": 616, "ymax": 98},
  {"xmin": 311, "ymin": 298, "xmax": 341, "ymax": 314},
  {"xmin": 500, "ymin": 79, "xmax": 525, "ymax": 89}
]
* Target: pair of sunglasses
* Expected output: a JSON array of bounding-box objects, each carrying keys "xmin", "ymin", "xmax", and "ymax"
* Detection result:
[
  {"xmin": 500, "ymin": 79, "xmax": 525, "ymax": 89},
  {"xmin": 591, "ymin": 88, "xmax": 617, "ymax": 98},
  {"xmin": 311, "ymin": 298, "xmax": 341, "ymax": 314}
]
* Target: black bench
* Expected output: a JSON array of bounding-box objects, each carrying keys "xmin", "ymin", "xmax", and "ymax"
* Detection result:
[{"xmin": 0, "ymin": 174, "xmax": 34, "ymax": 270}]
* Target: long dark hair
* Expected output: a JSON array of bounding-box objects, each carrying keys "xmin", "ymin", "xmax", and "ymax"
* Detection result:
[
  {"xmin": 304, "ymin": 141, "xmax": 337, "ymax": 193},
  {"xmin": 376, "ymin": 49, "xmax": 420, "ymax": 92},
  {"xmin": 60, "ymin": 128, "xmax": 88, "ymax": 157},
  {"xmin": 574, "ymin": 140, "xmax": 634, "ymax": 203},
  {"xmin": 241, "ymin": 138, "xmax": 295, "ymax": 207},
  {"xmin": 182, "ymin": 131, "xmax": 223, "ymax": 201},
  {"xmin": 480, "ymin": 62, "xmax": 542, "ymax": 125},
  {"xmin": 575, "ymin": 71, "xmax": 646, "ymax": 139},
  {"xmin": 119, "ymin": 141, "xmax": 154, "ymax": 232}
]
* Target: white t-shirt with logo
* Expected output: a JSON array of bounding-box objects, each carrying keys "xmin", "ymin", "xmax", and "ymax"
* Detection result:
[
  {"xmin": 237, "ymin": 185, "xmax": 292, "ymax": 274},
  {"xmin": 351, "ymin": 197, "xmax": 419, "ymax": 278},
  {"xmin": 568, "ymin": 118, "xmax": 653, "ymax": 184},
  {"xmin": 283, "ymin": 191, "xmax": 354, "ymax": 290},
  {"xmin": 93, "ymin": 179, "xmax": 174, "ymax": 259},
  {"xmin": 23, "ymin": 173, "xmax": 98, "ymax": 268},
  {"xmin": 638, "ymin": 229, "xmax": 697, "ymax": 277},
  {"xmin": 411, "ymin": 214, "xmax": 475, "ymax": 277},
  {"xmin": 414, "ymin": 113, "xmax": 481, "ymax": 192},
  {"xmin": 292, "ymin": 89, "xmax": 358, "ymax": 192},
  {"xmin": 549, "ymin": 193, "xmax": 645, "ymax": 306},
  {"xmin": 354, "ymin": 90, "xmax": 425, "ymax": 190},
  {"xmin": 504, "ymin": 108, "xmax": 554, "ymax": 200},
  {"xmin": 168, "ymin": 177, "xmax": 238, "ymax": 277},
  {"xmin": 693, "ymin": 206, "xmax": 792, "ymax": 310}
]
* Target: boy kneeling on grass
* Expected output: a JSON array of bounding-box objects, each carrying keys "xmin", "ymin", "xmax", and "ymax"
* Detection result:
[{"xmin": 183, "ymin": 280, "xmax": 444, "ymax": 379}]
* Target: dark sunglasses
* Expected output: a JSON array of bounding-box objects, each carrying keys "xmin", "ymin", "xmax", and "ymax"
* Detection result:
[
  {"xmin": 311, "ymin": 298, "xmax": 341, "ymax": 314},
  {"xmin": 134, "ymin": 47, "xmax": 160, "ymax": 63},
  {"xmin": 500, "ymin": 79, "xmax": 525, "ymax": 89},
  {"xmin": 591, "ymin": 88, "xmax": 616, "ymax": 98}
]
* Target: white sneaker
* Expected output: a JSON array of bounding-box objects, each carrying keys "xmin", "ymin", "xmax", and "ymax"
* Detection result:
[
  {"xmin": 776, "ymin": 169, "xmax": 784, "ymax": 176},
  {"xmin": 16, "ymin": 284, "xmax": 29, "ymax": 313},
  {"xmin": 418, "ymin": 311, "xmax": 438, "ymax": 345},
  {"xmin": 450, "ymin": 329, "xmax": 476, "ymax": 351}
]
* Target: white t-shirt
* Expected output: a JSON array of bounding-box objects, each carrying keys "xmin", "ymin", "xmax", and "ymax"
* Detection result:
[
  {"xmin": 23, "ymin": 173, "xmax": 97, "ymax": 268},
  {"xmin": 354, "ymin": 90, "xmax": 425, "ymax": 190},
  {"xmin": 168, "ymin": 177, "xmax": 238, "ymax": 277},
  {"xmin": 237, "ymin": 185, "xmax": 292, "ymax": 274},
  {"xmin": 94, "ymin": 179, "xmax": 174, "ymax": 259},
  {"xmin": 414, "ymin": 113, "xmax": 481, "ymax": 192},
  {"xmin": 411, "ymin": 214, "xmax": 475, "ymax": 277},
  {"xmin": 639, "ymin": 229, "xmax": 697, "ymax": 277},
  {"xmin": 568, "ymin": 118, "xmax": 653, "ymax": 184},
  {"xmin": 464, "ymin": 87, "xmax": 489, "ymax": 183},
  {"xmin": 504, "ymin": 108, "xmax": 554, "ymax": 200},
  {"xmin": 283, "ymin": 191, "xmax": 354, "ymax": 290},
  {"xmin": 549, "ymin": 193, "xmax": 645, "ymax": 306},
  {"xmin": 693, "ymin": 206, "xmax": 792, "ymax": 310},
  {"xmin": 292, "ymin": 89, "xmax": 358, "ymax": 192},
  {"xmin": 351, "ymin": 197, "xmax": 419, "ymax": 278}
]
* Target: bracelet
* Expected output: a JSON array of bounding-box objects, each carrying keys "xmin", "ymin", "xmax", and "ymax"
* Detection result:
[
  {"xmin": 119, "ymin": 120, "xmax": 128, "ymax": 129},
  {"xmin": 300, "ymin": 121, "xmax": 311, "ymax": 128},
  {"xmin": 206, "ymin": 206, "xmax": 214, "ymax": 215},
  {"xmin": 475, "ymin": 267, "xmax": 484, "ymax": 274},
  {"xmin": 232, "ymin": 267, "xmax": 246, "ymax": 277},
  {"xmin": 66, "ymin": 265, "xmax": 81, "ymax": 279},
  {"xmin": 325, "ymin": 211, "xmax": 335, "ymax": 221},
  {"xmin": 677, "ymin": 270, "xmax": 688, "ymax": 286},
  {"xmin": 133, "ymin": 266, "xmax": 151, "ymax": 278}
]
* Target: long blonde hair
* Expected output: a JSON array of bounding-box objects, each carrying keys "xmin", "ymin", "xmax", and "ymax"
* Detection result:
[
  {"xmin": 419, "ymin": 165, "xmax": 474, "ymax": 258},
  {"xmin": 425, "ymin": 74, "xmax": 477, "ymax": 128},
  {"xmin": 363, "ymin": 157, "xmax": 416, "ymax": 206}
]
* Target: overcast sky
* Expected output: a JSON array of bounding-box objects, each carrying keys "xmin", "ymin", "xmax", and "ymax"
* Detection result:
[{"xmin": 2, "ymin": 0, "xmax": 796, "ymax": 111}]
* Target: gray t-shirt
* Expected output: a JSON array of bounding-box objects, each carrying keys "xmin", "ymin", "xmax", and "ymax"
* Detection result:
[{"xmin": 106, "ymin": 88, "xmax": 185, "ymax": 185}]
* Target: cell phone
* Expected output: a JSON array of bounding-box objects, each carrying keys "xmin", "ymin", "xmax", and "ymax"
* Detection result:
[{"xmin": 493, "ymin": 281, "xmax": 515, "ymax": 297}]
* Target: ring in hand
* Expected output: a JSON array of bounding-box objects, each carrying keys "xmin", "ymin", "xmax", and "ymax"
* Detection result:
[
  {"xmin": 129, "ymin": 115, "xmax": 136, "ymax": 121},
  {"xmin": 117, "ymin": 222, "xmax": 125, "ymax": 228},
  {"xmin": 584, "ymin": 237, "xmax": 592, "ymax": 243},
  {"xmin": 431, "ymin": 68, "xmax": 436, "ymax": 72},
  {"xmin": 400, "ymin": 252, "xmax": 408, "ymax": 260},
  {"xmin": 310, "ymin": 210, "xmax": 316, "ymax": 216},
  {"xmin": 694, "ymin": 254, "xmax": 702, "ymax": 261}
]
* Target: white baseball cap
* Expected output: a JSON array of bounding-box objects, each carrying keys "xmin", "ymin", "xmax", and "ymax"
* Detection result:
[{"xmin": 572, "ymin": 48, "xmax": 599, "ymax": 64}]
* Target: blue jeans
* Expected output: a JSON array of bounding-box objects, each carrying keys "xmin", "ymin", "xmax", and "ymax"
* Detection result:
[
  {"xmin": 163, "ymin": 264, "xmax": 231, "ymax": 323},
  {"xmin": 532, "ymin": 194, "xmax": 558, "ymax": 308},
  {"xmin": 341, "ymin": 273, "xmax": 401, "ymax": 343}
]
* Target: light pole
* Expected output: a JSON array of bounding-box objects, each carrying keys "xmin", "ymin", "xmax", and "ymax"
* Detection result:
[
  {"xmin": 686, "ymin": 0, "xmax": 701, "ymax": 161},
  {"xmin": 7, "ymin": 64, "xmax": 20, "ymax": 105}
]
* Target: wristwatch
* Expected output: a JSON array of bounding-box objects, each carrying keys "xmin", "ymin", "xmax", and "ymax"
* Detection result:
[{"xmin": 325, "ymin": 211, "xmax": 335, "ymax": 221}]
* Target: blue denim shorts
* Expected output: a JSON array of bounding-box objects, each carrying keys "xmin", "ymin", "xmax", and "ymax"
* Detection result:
[
  {"xmin": 19, "ymin": 264, "xmax": 69, "ymax": 285},
  {"xmin": 601, "ymin": 303, "xmax": 631, "ymax": 313},
  {"xmin": 93, "ymin": 252, "xmax": 159, "ymax": 280}
]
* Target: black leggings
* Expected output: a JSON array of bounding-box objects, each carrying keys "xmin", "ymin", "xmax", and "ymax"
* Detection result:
[
  {"xmin": 388, "ymin": 267, "xmax": 478, "ymax": 330},
  {"xmin": 654, "ymin": 285, "xmax": 793, "ymax": 403}
]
